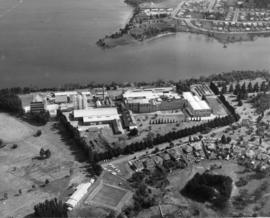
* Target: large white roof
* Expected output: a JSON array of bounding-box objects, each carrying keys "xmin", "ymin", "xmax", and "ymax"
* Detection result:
[
  {"xmin": 123, "ymin": 88, "xmax": 181, "ymax": 101},
  {"xmin": 73, "ymin": 107, "xmax": 118, "ymax": 118},
  {"xmin": 183, "ymin": 92, "xmax": 210, "ymax": 111},
  {"xmin": 66, "ymin": 182, "xmax": 92, "ymax": 208},
  {"xmin": 54, "ymin": 91, "xmax": 78, "ymax": 96}
]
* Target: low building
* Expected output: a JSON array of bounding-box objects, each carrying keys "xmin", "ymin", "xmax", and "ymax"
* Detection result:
[
  {"xmin": 183, "ymin": 92, "xmax": 212, "ymax": 117},
  {"xmin": 73, "ymin": 107, "xmax": 120, "ymax": 124},
  {"xmin": 30, "ymin": 94, "xmax": 46, "ymax": 114},
  {"xmin": 65, "ymin": 179, "xmax": 94, "ymax": 210},
  {"xmin": 72, "ymin": 107, "xmax": 123, "ymax": 134}
]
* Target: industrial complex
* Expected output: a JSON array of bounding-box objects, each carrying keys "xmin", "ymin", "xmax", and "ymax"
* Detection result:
[{"xmin": 24, "ymin": 83, "xmax": 227, "ymax": 136}]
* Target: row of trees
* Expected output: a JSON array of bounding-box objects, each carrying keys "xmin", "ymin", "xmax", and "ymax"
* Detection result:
[
  {"xmin": 149, "ymin": 118, "xmax": 178, "ymax": 125},
  {"xmin": 34, "ymin": 198, "xmax": 67, "ymax": 217},
  {"xmin": 58, "ymin": 113, "xmax": 103, "ymax": 176},
  {"xmin": 91, "ymin": 114, "xmax": 238, "ymax": 163},
  {"xmin": 177, "ymin": 70, "xmax": 270, "ymax": 93}
]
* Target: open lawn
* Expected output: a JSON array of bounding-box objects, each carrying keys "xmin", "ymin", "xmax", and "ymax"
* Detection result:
[
  {"xmin": 0, "ymin": 114, "xmax": 89, "ymax": 218},
  {"xmin": 0, "ymin": 113, "xmax": 34, "ymax": 142}
]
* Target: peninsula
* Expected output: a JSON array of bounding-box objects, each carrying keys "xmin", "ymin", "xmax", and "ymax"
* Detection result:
[{"xmin": 97, "ymin": 0, "xmax": 270, "ymax": 48}]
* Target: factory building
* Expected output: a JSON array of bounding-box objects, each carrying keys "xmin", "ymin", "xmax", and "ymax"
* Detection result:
[
  {"xmin": 72, "ymin": 107, "xmax": 123, "ymax": 134},
  {"xmin": 182, "ymin": 92, "xmax": 212, "ymax": 117},
  {"xmin": 123, "ymin": 87, "xmax": 186, "ymax": 113}
]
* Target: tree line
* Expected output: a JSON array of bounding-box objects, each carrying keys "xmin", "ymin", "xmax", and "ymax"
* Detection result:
[
  {"xmin": 33, "ymin": 198, "xmax": 67, "ymax": 217},
  {"xmin": 0, "ymin": 89, "xmax": 23, "ymax": 114},
  {"xmin": 177, "ymin": 70, "xmax": 270, "ymax": 93}
]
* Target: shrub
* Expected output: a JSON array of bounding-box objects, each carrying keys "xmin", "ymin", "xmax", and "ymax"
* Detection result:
[
  {"xmin": 11, "ymin": 144, "xmax": 18, "ymax": 149},
  {"xmin": 34, "ymin": 130, "xmax": 42, "ymax": 137}
]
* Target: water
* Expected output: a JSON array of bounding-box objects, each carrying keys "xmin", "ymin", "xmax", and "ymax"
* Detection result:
[{"xmin": 0, "ymin": 0, "xmax": 270, "ymax": 88}]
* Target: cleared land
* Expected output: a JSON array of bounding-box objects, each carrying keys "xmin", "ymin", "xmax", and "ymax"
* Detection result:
[{"xmin": 0, "ymin": 113, "xmax": 89, "ymax": 218}]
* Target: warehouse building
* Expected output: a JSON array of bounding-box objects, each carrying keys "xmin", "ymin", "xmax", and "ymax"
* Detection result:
[
  {"xmin": 65, "ymin": 179, "xmax": 94, "ymax": 211},
  {"xmin": 183, "ymin": 92, "xmax": 212, "ymax": 117},
  {"xmin": 72, "ymin": 107, "xmax": 123, "ymax": 134}
]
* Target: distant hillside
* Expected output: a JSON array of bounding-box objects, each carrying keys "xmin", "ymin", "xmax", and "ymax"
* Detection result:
[
  {"xmin": 125, "ymin": 0, "xmax": 164, "ymax": 7},
  {"xmin": 244, "ymin": 0, "xmax": 270, "ymax": 8}
]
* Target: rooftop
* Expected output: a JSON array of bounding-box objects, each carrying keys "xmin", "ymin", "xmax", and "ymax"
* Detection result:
[
  {"xmin": 73, "ymin": 107, "xmax": 119, "ymax": 118},
  {"xmin": 183, "ymin": 92, "xmax": 210, "ymax": 111}
]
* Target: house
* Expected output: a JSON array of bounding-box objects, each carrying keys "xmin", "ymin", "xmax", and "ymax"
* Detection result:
[
  {"xmin": 158, "ymin": 152, "xmax": 171, "ymax": 161},
  {"xmin": 152, "ymin": 155, "xmax": 163, "ymax": 166},
  {"xmin": 182, "ymin": 144, "xmax": 193, "ymax": 154},
  {"xmin": 143, "ymin": 158, "xmax": 156, "ymax": 171},
  {"xmin": 130, "ymin": 159, "xmax": 144, "ymax": 172}
]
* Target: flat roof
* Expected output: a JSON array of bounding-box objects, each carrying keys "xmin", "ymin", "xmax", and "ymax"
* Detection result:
[
  {"xmin": 54, "ymin": 91, "xmax": 78, "ymax": 96},
  {"xmin": 123, "ymin": 87, "xmax": 181, "ymax": 101},
  {"xmin": 74, "ymin": 107, "xmax": 118, "ymax": 118},
  {"xmin": 183, "ymin": 92, "xmax": 210, "ymax": 111}
]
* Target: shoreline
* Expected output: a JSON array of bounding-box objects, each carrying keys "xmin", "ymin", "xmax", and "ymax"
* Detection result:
[
  {"xmin": 96, "ymin": 0, "xmax": 270, "ymax": 49},
  {"xmin": 143, "ymin": 32, "xmax": 176, "ymax": 42}
]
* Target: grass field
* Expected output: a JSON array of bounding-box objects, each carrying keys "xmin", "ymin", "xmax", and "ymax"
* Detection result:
[
  {"xmin": 0, "ymin": 113, "xmax": 89, "ymax": 218},
  {"xmin": 0, "ymin": 113, "xmax": 34, "ymax": 142},
  {"xmin": 92, "ymin": 184, "xmax": 127, "ymax": 207}
]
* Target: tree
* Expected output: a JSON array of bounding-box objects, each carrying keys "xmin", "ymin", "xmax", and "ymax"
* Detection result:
[
  {"xmin": 129, "ymin": 128, "xmax": 138, "ymax": 137},
  {"xmin": 234, "ymin": 83, "xmax": 241, "ymax": 95},
  {"xmin": 106, "ymin": 211, "xmax": 117, "ymax": 218},
  {"xmin": 30, "ymin": 111, "xmax": 50, "ymax": 125},
  {"xmin": 93, "ymin": 163, "xmax": 103, "ymax": 176},
  {"xmin": 260, "ymin": 81, "xmax": 267, "ymax": 93},
  {"xmin": 248, "ymin": 82, "xmax": 253, "ymax": 93},
  {"xmin": 238, "ymin": 100, "xmax": 243, "ymax": 107},
  {"xmin": 0, "ymin": 91, "xmax": 23, "ymax": 114},
  {"xmin": 253, "ymin": 82, "xmax": 259, "ymax": 92},
  {"xmin": 40, "ymin": 148, "xmax": 45, "ymax": 158},
  {"xmin": 221, "ymin": 85, "xmax": 227, "ymax": 94},
  {"xmin": 34, "ymin": 198, "xmax": 68, "ymax": 217},
  {"xmin": 229, "ymin": 84, "xmax": 234, "ymax": 93},
  {"xmin": 45, "ymin": 179, "xmax": 50, "ymax": 185},
  {"xmin": 44, "ymin": 149, "xmax": 51, "ymax": 158},
  {"xmin": 221, "ymin": 135, "xmax": 227, "ymax": 144}
]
